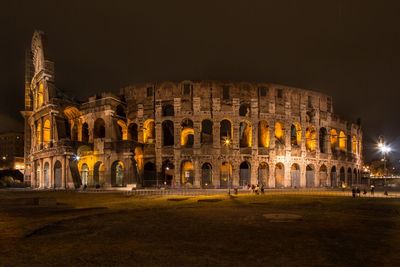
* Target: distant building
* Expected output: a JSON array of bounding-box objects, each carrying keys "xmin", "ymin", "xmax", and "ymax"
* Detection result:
[
  {"xmin": 0, "ymin": 132, "xmax": 24, "ymax": 171},
  {"xmin": 23, "ymin": 31, "xmax": 363, "ymax": 189}
]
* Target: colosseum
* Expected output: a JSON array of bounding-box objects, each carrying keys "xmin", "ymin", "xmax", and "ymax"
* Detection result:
[{"xmin": 23, "ymin": 31, "xmax": 363, "ymax": 190}]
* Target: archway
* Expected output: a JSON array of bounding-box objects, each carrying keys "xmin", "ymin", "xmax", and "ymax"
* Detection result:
[
  {"xmin": 330, "ymin": 166, "xmax": 337, "ymax": 187},
  {"xmin": 275, "ymin": 163, "xmax": 285, "ymax": 188},
  {"xmin": 319, "ymin": 165, "xmax": 328, "ymax": 187},
  {"xmin": 306, "ymin": 127, "xmax": 317, "ymax": 152},
  {"xmin": 330, "ymin": 129, "xmax": 338, "ymax": 152},
  {"xmin": 143, "ymin": 119, "xmax": 155, "ymax": 144},
  {"xmin": 181, "ymin": 119, "xmax": 194, "ymax": 148},
  {"xmin": 306, "ymin": 164, "xmax": 315, "ymax": 188},
  {"xmin": 94, "ymin": 118, "xmax": 106, "ymax": 139},
  {"xmin": 201, "ymin": 163, "xmax": 212, "ymax": 188},
  {"xmin": 161, "ymin": 160, "xmax": 174, "ymax": 186},
  {"xmin": 239, "ymin": 122, "xmax": 252, "ymax": 147},
  {"xmin": 291, "ymin": 163, "xmax": 300, "ymax": 188},
  {"xmin": 319, "ymin": 128, "xmax": 328, "ymax": 153},
  {"xmin": 258, "ymin": 121, "xmax": 270, "ymax": 148},
  {"xmin": 340, "ymin": 167, "xmax": 346, "ymax": 187},
  {"xmin": 93, "ymin": 161, "xmax": 105, "ymax": 186},
  {"xmin": 81, "ymin": 163, "xmax": 89, "ymax": 186},
  {"xmin": 54, "ymin": 161, "xmax": 62, "ymax": 188},
  {"xmin": 274, "ymin": 122, "xmax": 285, "ymax": 146},
  {"xmin": 43, "ymin": 119, "xmax": 51, "ymax": 144},
  {"xmin": 111, "ymin": 161, "xmax": 124, "ymax": 187},
  {"xmin": 291, "ymin": 123, "xmax": 301, "ymax": 147},
  {"xmin": 143, "ymin": 162, "xmax": 156, "ymax": 187},
  {"xmin": 201, "ymin": 119, "xmax": 213, "ymax": 144},
  {"xmin": 339, "ymin": 131, "xmax": 346, "ymax": 151},
  {"xmin": 181, "ymin": 160, "xmax": 194, "ymax": 185},
  {"xmin": 258, "ymin": 162, "xmax": 269, "ymax": 187},
  {"xmin": 220, "ymin": 120, "xmax": 232, "ymax": 143},
  {"xmin": 220, "ymin": 162, "xmax": 232, "ymax": 189},
  {"xmin": 43, "ymin": 162, "xmax": 50, "ymax": 188},
  {"xmin": 162, "ymin": 120, "xmax": 174, "ymax": 146},
  {"xmin": 352, "ymin": 136, "xmax": 358, "ymax": 154},
  {"xmin": 239, "ymin": 161, "xmax": 251, "ymax": 186},
  {"xmin": 239, "ymin": 103, "xmax": 251, "ymax": 117}
]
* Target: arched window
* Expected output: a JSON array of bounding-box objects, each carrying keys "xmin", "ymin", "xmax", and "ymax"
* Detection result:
[
  {"xmin": 201, "ymin": 163, "xmax": 212, "ymax": 188},
  {"xmin": 201, "ymin": 120, "xmax": 213, "ymax": 144},
  {"xmin": 330, "ymin": 129, "xmax": 338, "ymax": 152},
  {"xmin": 274, "ymin": 122, "xmax": 285, "ymax": 145},
  {"xmin": 352, "ymin": 135, "xmax": 357, "ymax": 154},
  {"xmin": 220, "ymin": 120, "xmax": 232, "ymax": 143},
  {"xmin": 162, "ymin": 120, "xmax": 174, "ymax": 146},
  {"xmin": 37, "ymin": 83, "xmax": 44, "ymax": 108},
  {"xmin": 258, "ymin": 121, "xmax": 270, "ymax": 148},
  {"xmin": 94, "ymin": 118, "xmax": 106, "ymax": 139},
  {"xmin": 339, "ymin": 131, "xmax": 346, "ymax": 151},
  {"xmin": 291, "ymin": 123, "xmax": 301, "ymax": 147},
  {"xmin": 116, "ymin": 120, "xmax": 127, "ymax": 140},
  {"xmin": 81, "ymin": 164, "xmax": 89, "ymax": 186},
  {"xmin": 239, "ymin": 103, "xmax": 251, "ymax": 117},
  {"xmin": 239, "ymin": 121, "xmax": 252, "ymax": 147},
  {"xmin": 319, "ymin": 127, "xmax": 328, "ymax": 153},
  {"xmin": 181, "ymin": 119, "xmax": 194, "ymax": 148},
  {"xmin": 43, "ymin": 119, "xmax": 51, "ymax": 144},
  {"xmin": 347, "ymin": 135, "xmax": 352, "ymax": 153},
  {"xmin": 111, "ymin": 161, "xmax": 124, "ymax": 187},
  {"xmin": 181, "ymin": 160, "xmax": 194, "ymax": 185},
  {"xmin": 143, "ymin": 119, "xmax": 155, "ymax": 144},
  {"xmin": 306, "ymin": 127, "xmax": 317, "ymax": 152}
]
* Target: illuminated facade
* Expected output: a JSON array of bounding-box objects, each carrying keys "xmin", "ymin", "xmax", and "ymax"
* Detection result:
[{"xmin": 23, "ymin": 31, "xmax": 363, "ymax": 189}]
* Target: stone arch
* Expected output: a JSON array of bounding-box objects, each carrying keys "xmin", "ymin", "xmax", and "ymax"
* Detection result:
[
  {"xmin": 340, "ymin": 167, "xmax": 346, "ymax": 187},
  {"xmin": 201, "ymin": 162, "xmax": 212, "ymax": 188},
  {"xmin": 239, "ymin": 121, "xmax": 252, "ymax": 147},
  {"xmin": 162, "ymin": 104, "xmax": 174, "ymax": 116},
  {"xmin": 93, "ymin": 161, "xmax": 105, "ymax": 186},
  {"xmin": 290, "ymin": 123, "xmax": 301, "ymax": 147},
  {"xmin": 81, "ymin": 122, "xmax": 89, "ymax": 142},
  {"xmin": 94, "ymin": 118, "xmax": 106, "ymax": 139},
  {"xmin": 319, "ymin": 127, "xmax": 328, "ymax": 153},
  {"xmin": 201, "ymin": 119, "xmax": 213, "ymax": 144},
  {"xmin": 43, "ymin": 119, "xmax": 51, "ymax": 144},
  {"xmin": 220, "ymin": 162, "xmax": 232, "ymax": 189},
  {"xmin": 37, "ymin": 83, "xmax": 44, "ymax": 108},
  {"xmin": 330, "ymin": 166, "xmax": 337, "ymax": 187},
  {"xmin": 339, "ymin": 131, "xmax": 346, "ymax": 151},
  {"xmin": 239, "ymin": 103, "xmax": 251, "ymax": 117},
  {"xmin": 330, "ymin": 129, "xmax": 338, "ymax": 152},
  {"xmin": 128, "ymin": 123, "xmax": 138, "ymax": 141},
  {"xmin": 319, "ymin": 165, "xmax": 328, "ymax": 187},
  {"xmin": 81, "ymin": 163, "xmax": 89, "ymax": 186},
  {"xmin": 306, "ymin": 164, "xmax": 315, "ymax": 188},
  {"xmin": 290, "ymin": 163, "xmax": 301, "ymax": 188},
  {"xmin": 347, "ymin": 135, "xmax": 352, "ymax": 153},
  {"xmin": 275, "ymin": 163, "xmax": 285, "ymax": 188},
  {"xmin": 306, "ymin": 127, "xmax": 317, "ymax": 152},
  {"xmin": 239, "ymin": 161, "xmax": 251, "ymax": 186},
  {"xmin": 181, "ymin": 119, "xmax": 194, "ymax": 148},
  {"xmin": 143, "ymin": 162, "xmax": 156, "ymax": 187},
  {"xmin": 43, "ymin": 161, "xmax": 50, "ymax": 188},
  {"xmin": 111, "ymin": 161, "xmax": 124, "ymax": 187},
  {"xmin": 181, "ymin": 160, "xmax": 194, "ymax": 185},
  {"xmin": 352, "ymin": 135, "xmax": 357, "ymax": 154},
  {"xmin": 220, "ymin": 119, "xmax": 232, "ymax": 143},
  {"xmin": 274, "ymin": 122, "xmax": 285, "ymax": 146},
  {"xmin": 258, "ymin": 121, "xmax": 270, "ymax": 148},
  {"xmin": 54, "ymin": 160, "xmax": 62, "ymax": 188},
  {"xmin": 162, "ymin": 120, "xmax": 174, "ymax": 146},
  {"xmin": 143, "ymin": 119, "xmax": 155, "ymax": 144},
  {"xmin": 258, "ymin": 162, "xmax": 269, "ymax": 187},
  {"xmin": 116, "ymin": 119, "xmax": 127, "ymax": 140},
  {"xmin": 162, "ymin": 160, "xmax": 174, "ymax": 186}
]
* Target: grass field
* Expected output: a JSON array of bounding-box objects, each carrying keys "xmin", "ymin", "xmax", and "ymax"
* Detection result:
[{"xmin": 0, "ymin": 191, "xmax": 399, "ymax": 266}]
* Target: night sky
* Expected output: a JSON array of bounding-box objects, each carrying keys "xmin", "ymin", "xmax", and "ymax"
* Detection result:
[{"xmin": 1, "ymin": 0, "xmax": 399, "ymax": 162}]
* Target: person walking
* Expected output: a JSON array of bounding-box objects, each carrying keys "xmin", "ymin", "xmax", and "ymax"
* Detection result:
[
  {"xmin": 356, "ymin": 187, "xmax": 360, "ymax": 197},
  {"xmin": 370, "ymin": 184, "xmax": 375, "ymax": 196}
]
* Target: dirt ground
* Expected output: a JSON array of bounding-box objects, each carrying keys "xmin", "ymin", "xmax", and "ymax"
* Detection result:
[{"xmin": 1, "ymin": 191, "xmax": 399, "ymax": 266}]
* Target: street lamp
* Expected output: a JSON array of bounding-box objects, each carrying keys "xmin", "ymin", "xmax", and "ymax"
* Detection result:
[
  {"xmin": 378, "ymin": 137, "xmax": 391, "ymax": 177},
  {"xmin": 222, "ymin": 137, "xmax": 232, "ymax": 195}
]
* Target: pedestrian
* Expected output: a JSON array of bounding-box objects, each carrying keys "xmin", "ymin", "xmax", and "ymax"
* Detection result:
[
  {"xmin": 384, "ymin": 190, "xmax": 388, "ymax": 196},
  {"xmin": 261, "ymin": 184, "xmax": 265, "ymax": 194},
  {"xmin": 352, "ymin": 187, "xmax": 356, "ymax": 198},
  {"xmin": 356, "ymin": 187, "xmax": 360, "ymax": 197},
  {"xmin": 255, "ymin": 184, "xmax": 260, "ymax": 195},
  {"xmin": 363, "ymin": 188, "xmax": 367, "ymax": 195},
  {"xmin": 370, "ymin": 184, "xmax": 375, "ymax": 195},
  {"xmin": 251, "ymin": 184, "xmax": 255, "ymax": 193}
]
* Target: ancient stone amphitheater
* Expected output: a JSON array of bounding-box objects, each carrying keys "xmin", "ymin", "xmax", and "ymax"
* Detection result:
[{"xmin": 23, "ymin": 31, "xmax": 363, "ymax": 189}]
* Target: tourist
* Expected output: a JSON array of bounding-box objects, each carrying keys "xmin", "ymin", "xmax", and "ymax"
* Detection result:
[
  {"xmin": 363, "ymin": 188, "xmax": 367, "ymax": 195},
  {"xmin": 356, "ymin": 187, "xmax": 360, "ymax": 197},
  {"xmin": 370, "ymin": 184, "xmax": 375, "ymax": 195},
  {"xmin": 352, "ymin": 188, "xmax": 356, "ymax": 198}
]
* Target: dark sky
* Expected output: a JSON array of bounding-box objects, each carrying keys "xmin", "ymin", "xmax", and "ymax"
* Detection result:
[{"xmin": 1, "ymin": 0, "xmax": 399, "ymax": 162}]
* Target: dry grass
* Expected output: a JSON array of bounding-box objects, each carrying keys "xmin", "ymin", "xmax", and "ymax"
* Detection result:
[{"xmin": 0, "ymin": 191, "xmax": 399, "ymax": 266}]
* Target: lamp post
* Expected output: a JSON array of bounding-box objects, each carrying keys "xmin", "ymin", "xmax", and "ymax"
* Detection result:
[{"xmin": 378, "ymin": 136, "xmax": 391, "ymax": 180}]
